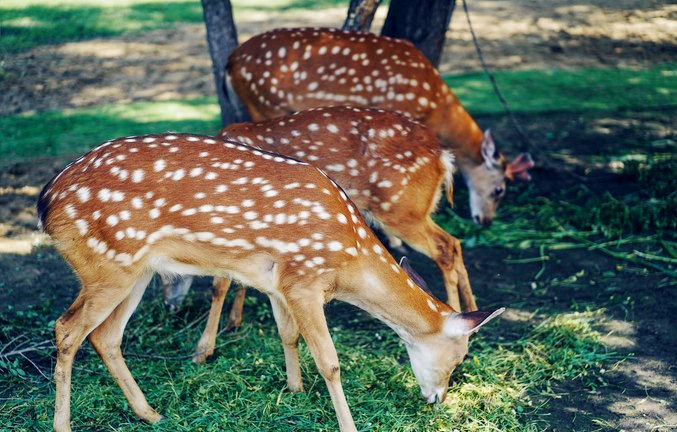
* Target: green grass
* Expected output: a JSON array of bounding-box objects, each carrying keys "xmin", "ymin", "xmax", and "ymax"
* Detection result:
[
  {"xmin": 0, "ymin": 98, "xmax": 221, "ymax": 157},
  {"xmin": 445, "ymin": 65, "xmax": 676, "ymax": 115},
  {"xmin": 1, "ymin": 66, "xmax": 674, "ymax": 158},
  {"xmin": 0, "ymin": 288, "xmax": 613, "ymax": 431},
  {"xmin": 0, "ymin": 0, "xmax": 346, "ymax": 53},
  {"xmin": 440, "ymin": 155, "xmax": 677, "ymax": 244}
]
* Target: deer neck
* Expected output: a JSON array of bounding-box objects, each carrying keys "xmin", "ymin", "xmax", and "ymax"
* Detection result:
[
  {"xmin": 338, "ymin": 257, "xmax": 448, "ymax": 343},
  {"xmin": 428, "ymin": 96, "xmax": 485, "ymax": 169}
]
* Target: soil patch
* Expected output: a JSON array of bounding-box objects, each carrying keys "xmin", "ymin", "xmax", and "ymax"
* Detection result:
[{"xmin": 1, "ymin": 0, "xmax": 675, "ymax": 115}]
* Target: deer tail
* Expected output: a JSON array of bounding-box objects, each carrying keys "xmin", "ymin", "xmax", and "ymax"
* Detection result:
[{"xmin": 440, "ymin": 149, "xmax": 456, "ymax": 208}]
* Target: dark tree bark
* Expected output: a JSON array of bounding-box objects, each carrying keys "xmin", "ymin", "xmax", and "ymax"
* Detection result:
[
  {"xmin": 201, "ymin": 0, "xmax": 248, "ymax": 126},
  {"xmin": 381, "ymin": 0, "xmax": 456, "ymax": 68},
  {"xmin": 342, "ymin": 0, "xmax": 383, "ymax": 31}
]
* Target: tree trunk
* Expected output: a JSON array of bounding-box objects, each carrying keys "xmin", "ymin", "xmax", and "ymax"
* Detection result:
[
  {"xmin": 342, "ymin": 0, "xmax": 383, "ymax": 31},
  {"xmin": 201, "ymin": 0, "xmax": 248, "ymax": 126},
  {"xmin": 381, "ymin": 0, "xmax": 455, "ymax": 68}
]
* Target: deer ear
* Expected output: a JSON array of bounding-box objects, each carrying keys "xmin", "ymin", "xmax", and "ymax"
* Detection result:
[
  {"xmin": 481, "ymin": 129, "xmax": 496, "ymax": 168},
  {"xmin": 505, "ymin": 153, "xmax": 534, "ymax": 182},
  {"xmin": 399, "ymin": 256, "xmax": 431, "ymax": 295},
  {"xmin": 443, "ymin": 308, "xmax": 505, "ymax": 339}
]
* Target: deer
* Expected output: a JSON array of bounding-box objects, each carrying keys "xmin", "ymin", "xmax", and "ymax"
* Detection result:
[
  {"xmin": 39, "ymin": 133, "xmax": 505, "ymax": 432},
  {"xmin": 227, "ymin": 27, "xmax": 534, "ymax": 227},
  {"xmin": 163, "ymin": 106, "xmax": 478, "ymax": 364}
]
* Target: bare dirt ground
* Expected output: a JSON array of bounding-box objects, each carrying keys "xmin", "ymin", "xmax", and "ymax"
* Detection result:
[
  {"xmin": 1, "ymin": 0, "xmax": 676, "ymax": 431},
  {"xmin": 1, "ymin": 0, "xmax": 675, "ymax": 115}
]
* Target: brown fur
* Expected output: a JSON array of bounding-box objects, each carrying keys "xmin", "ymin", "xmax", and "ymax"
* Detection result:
[
  {"xmin": 41, "ymin": 133, "xmax": 498, "ymax": 432},
  {"xmin": 227, "ymin": 27, "xmax": 531, "ymax": 225},
  {"xmin": 178, "ymin": 107, "xmax": 476, "ymax": 363}
]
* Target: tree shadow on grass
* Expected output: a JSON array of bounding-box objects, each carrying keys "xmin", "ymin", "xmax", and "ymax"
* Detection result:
[
  {"xmin": 0, "ymin": 0, "xmax": 349, "ymax": 54},
  {"xmin": 0, "ymin": 2, "xmax": 204, "ymax": 53}
]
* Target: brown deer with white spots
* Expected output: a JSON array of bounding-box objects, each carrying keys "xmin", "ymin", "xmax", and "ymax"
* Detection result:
[
  {"xmin": 228, "ymin": 27, "xmax": 534, "ymax": 227},
  {"xmin": 166, "ymin": 106, "xmax": 478, "ymax": 363},
  {"xmin": 39, "ymin": 133, "xmax": 504, "ymax": 432}
]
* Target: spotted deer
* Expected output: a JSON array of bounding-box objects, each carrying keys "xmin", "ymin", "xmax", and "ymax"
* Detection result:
[
  {"xmin": 39, "ymin": 134, "xmax": 504, "ymax": 432},
  {"xmin": 228, "ymin": 27, "xmax": 534, "ymax": 227},
  {"xmin": 164, "ymin": 106, "xmax": 478, "ymax": 363}
]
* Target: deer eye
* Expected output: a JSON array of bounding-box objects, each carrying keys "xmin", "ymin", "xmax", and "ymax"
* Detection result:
[{"xmin": 493, "ymin": 186, "xmax": 504, "ymax": 197}]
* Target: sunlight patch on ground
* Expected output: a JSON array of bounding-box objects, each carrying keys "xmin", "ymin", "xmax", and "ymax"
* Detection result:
[
  {"xmin": 598, "ymin": 319, "xmax": 636, "ymax": 349},
  {"xmin": 499, "ymin": 307, "xmax": 536, "ymax": 323},
  {"xmin": 0, "ymin": 186, "xmax": 40, "ymax": 196},
  {"xmin": 3, "ymin": 16, "xmax": 42, "ymax": 27},
  {"xmin": 57, "ymin": 40, "xmax": 166, "ymax": 58},
  {"xmin": 3, "ymin": 0, "xmax": 202, "ymax": 7},
  {"xmin": 0, "ymin": 234, "xmax": 48, "ymax": 255}
]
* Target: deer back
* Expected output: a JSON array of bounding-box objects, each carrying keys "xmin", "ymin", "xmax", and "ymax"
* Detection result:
[
  {"xmin": 38, "ymin": 134, "xmax": 400, "ymax": 290},
  {"xmin": 220, "ymin": 106, "xmax": 452, "ymax": 221}
]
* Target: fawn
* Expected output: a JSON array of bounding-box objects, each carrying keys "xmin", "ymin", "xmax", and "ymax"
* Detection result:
[
  {"xmin": 39, "ymin": 134, "xmax": 504, "ymax": 432},
  {"xmin": 164, "ymin": 106, "xmax": 478, "ymax": 364},
  {"xmin": 228, "ymin": 27, "xmax": 534, "ymax": 226}
]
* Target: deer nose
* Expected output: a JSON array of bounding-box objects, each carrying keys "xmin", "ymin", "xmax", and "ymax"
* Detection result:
[{"xmin": 473, "ymin": 215, "xmax": 481, "ymax": 225}]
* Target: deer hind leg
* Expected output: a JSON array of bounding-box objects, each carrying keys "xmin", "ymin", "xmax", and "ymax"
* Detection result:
[
  {"xmin": 53, "ymin": 275, "xmax": 140, "ymax": 432},
  {"xmin": 269, "ymin": 295, "xmax": 303, "ymax": 392},
  {"xmin": 450, "ymin": 236, "xmax": 477, "ymax": 311},
  {"xmin": 390, "ymin": 217, "xmax": 475, "ymax": 312},
  {"xmin": 87, "ymin": 272, "xmax": 162, "ymax": 423},
  {"xmin": 284, "ymin": 288, "xmax": 357, "ymax": 432},
  {"xmin": 192, "ymin": 277, "xmax": 232, "ymax": 363},
  {"xmin": 225, "ymin": 284, "xmax": 247, "ymax": 331}
]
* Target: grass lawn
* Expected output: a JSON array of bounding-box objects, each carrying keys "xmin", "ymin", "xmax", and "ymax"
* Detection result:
[
  {"xmin": 1, "ymin": 65, "xmax": 674, "ymax": 158},
  {"xmin": 0, "ymin": 0, "xmax": 347, "ymax": 53},
  {"xmin": 1, "ymin": 280, "xmax": 613, "ymax": 431}
]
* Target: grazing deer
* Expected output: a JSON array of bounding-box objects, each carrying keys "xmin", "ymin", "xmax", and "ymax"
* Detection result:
[
  {"xmin": 39, "ymin": 134, "xmax": 504, "ymax": 432},
  {"xmin": 166, "ymin": 106, "xmax": 478, "ymax": 363},
  {"xmin": 228, "ymin": 27, "xmax": 534, "ymax": 227}
]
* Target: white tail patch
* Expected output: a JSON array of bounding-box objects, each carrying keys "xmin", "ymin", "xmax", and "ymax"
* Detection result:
[
  {"xmin": 440, "ymin": 149, "xmax": 456, "ymax": 208},
  {"xmin": 440, "ymin": 150, "xmax": 455, "ymax": 193}
]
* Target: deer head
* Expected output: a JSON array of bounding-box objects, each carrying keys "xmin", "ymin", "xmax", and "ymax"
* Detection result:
[
  {"xmin": 407, "ymin": 307, "xmax": 504, "ymax": 402},
  {"xmin": 398, "ymin": 256, "xmax": 504, "ymax": 402},
  {"xmin": 464, "ymin": 130, "xmax": 533, "ymax": 227}
]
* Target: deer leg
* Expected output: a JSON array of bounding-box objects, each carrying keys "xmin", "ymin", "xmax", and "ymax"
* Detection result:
[
  {"xmin": 391, "ymin": 217, "xmax": 476, "ymax": 312},
  {"xmin": 87, "ymin": 272, "xmax": 162, "ymax": 423},
  {"xmin": 269, "ymin": 295, "xmax": 303, "ymax": 392},
  {"xmin": 193, "ymin": 277, "xmax": 232, "ymax": 363},
  {"xmin": 225, "ymin": 285, "xmax": 247, "ymax": 331},
  {"xmin": 450, "ymin": 237, "xmax": 477, "ymax": 311},
  {"xmin": 53, "ymin": 276, "xmax": 139, "ymax": 432},
  {"xmin": 285, "ymin": 290, "xmax": 357, "ymax": 432}
]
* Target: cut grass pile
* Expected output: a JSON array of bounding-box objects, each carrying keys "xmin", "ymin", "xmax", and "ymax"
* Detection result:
[
  {"xmin": 442, "ymin": 156, "xmax": 677, "ymax": 243},
  {"xmin": 0, "ymin": 288, "xmax": 613, "ymax": 431},
  {"xmin": 1, "ymin": 65, "xmax": 674, "ymax": 158},
  {"xmin": 438, "ymin": 152, "xmax": 677, "ymax": 280},
  {"xmin": 0, "ymin": 0, "xmax": 347, "ymax": 53}
]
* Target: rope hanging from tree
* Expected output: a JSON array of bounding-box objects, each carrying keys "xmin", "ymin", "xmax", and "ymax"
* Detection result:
[{"xmin": 461, "ymin": 0, "xmax": 539, "ymax": 158}]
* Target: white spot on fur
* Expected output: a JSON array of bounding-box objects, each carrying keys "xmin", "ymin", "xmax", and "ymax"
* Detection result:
[
  {"xmin": 74, "ymin": 219, "xmax": 88, "ymax": 235},
  {"xmin": 76, "ymin": 187, "xmax": 90, "ymax": 202},
  {"xmin": 154, "ymin": 159, "xmax": 166, "ymax": 172},
  {"xmin": 106, "ymin": 215, "xmax": 119, "ymax": 226}
]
